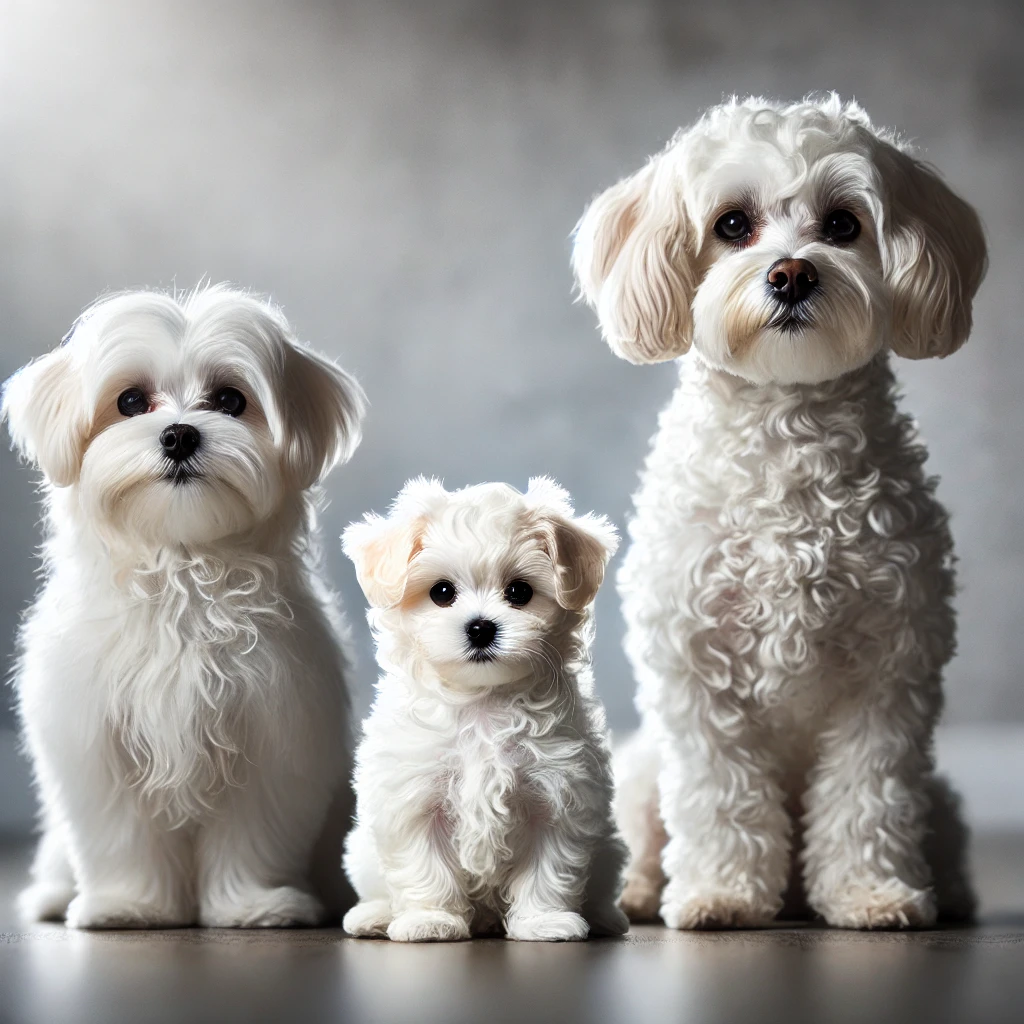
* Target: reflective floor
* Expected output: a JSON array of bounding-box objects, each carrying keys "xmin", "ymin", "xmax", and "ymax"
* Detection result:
[{"xmin": 1, "ymin": 837, "xmax": 1022, "ymax": 1024}]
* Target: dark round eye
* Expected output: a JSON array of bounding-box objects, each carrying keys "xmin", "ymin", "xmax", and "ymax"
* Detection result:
[
  {"xmin": 213, "ymin": 386, "xmax": 247, "ymax": 417},
  {"xmin": 504, "ymin": 580, "xmax": 533, "ymax": 608},
  {"xmin": 429, "ymin": 580, "xmax": 457, "ymax": 607},
  {"xmin": 823, "ymin": 209, "xmax": 861, "ymax": 244},
  {"xmin": 116, "ymin": 387, "xmax": 149, "ymax": 417},
  {"xmin": 713, "ymin": 209, "xmax": 753, "ymax": 243}
]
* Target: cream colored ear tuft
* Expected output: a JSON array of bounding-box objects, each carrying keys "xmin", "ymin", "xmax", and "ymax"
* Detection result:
[
  {"xmin": 877, "ymin": 144, "xmax": 987, "ymax": 360},
  {"xmin": 342, "ymin": 514, "xmax": 427, "ymax": 609},
  {"xmin": 2, "ymin": 346, "xmax": 89, "ymax": 487},
  {"xmin": 572, "ymin": 155, "xmax": 696, "ymax": 365},
  {"xmin": 527, "ymin": 490, "xmax": 619, "ymax": 612}
]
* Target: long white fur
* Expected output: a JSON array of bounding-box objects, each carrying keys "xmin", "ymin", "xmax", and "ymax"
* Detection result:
[
  {"xmin": 3, "ymin": 285, "xmax": 366, "ymax": 929},
  {"xmin": 573, "ymin": 95, "xmax": 986, "ymax": 930},
  {"xmin": 341, "ymin": 478, "xmax": 629, "ymax": 942}
]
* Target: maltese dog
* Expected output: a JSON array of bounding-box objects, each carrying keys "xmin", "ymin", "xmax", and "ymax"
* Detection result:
[
  {"xmin": 3, "ymin": 285, "xmax": 366, "ymax": 929},
  {"xmin": 572, "ymin": 95, "xmax": 986, "ymax": 930},
  {"xmin": 340, "ymin": 477, "xmax": 629, "ymax": 941}
]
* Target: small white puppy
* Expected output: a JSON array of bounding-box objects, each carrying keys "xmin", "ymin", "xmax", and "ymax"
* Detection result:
[
  {"xmin": 573, "ymin": 95, "xmax": 986, "ymax": 930},
  {"xmin": 3, "ymin": 285, "xmax": 366, "ymax": 929},
  {"xmin": 340, "ymin": 478, "xmax": 629, "ymax": 942}
]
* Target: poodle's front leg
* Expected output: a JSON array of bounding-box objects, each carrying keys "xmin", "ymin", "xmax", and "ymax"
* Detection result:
[
  {"xmin": 803, "ymin": 686, "xmax": 937, "ymax": 930},
  {"xmin": 658, "ymin": 714, "xmax": 790, "ymax": 929}
]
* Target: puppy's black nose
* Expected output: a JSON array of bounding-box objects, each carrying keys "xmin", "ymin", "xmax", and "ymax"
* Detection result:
[
  {"xmin": 160, "ymin": 423, "xmax": 201, "ymax": 462},
  {"xmin": 465, "ymin": 618, "xmax": 498, "ymax": 650},
  {"xmin": 767, "ymin": 258, "xmax": 818, "ymax": 304}
]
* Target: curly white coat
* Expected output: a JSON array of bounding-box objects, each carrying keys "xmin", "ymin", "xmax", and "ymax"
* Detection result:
[{"xmin": 574, "ymin": 96, "xmax": 986, "ymax": 930}]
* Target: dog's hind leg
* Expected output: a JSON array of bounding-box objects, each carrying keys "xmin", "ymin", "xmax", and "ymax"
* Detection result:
[
  {"xmin": 924, "ymin": 774, "xmax": 976, "ymax": 923},
  {"xmin": 612, "ymin": 726, "xmax": 667, "ymax": 922},
  {"xmin": 18, "ymin": 813, "xmax": 76, "ymax": 922}
]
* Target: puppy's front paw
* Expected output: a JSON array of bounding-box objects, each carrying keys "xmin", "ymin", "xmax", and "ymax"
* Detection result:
[
  {"xmin": 661, "ymin": 890, "xmax": 778, "ymax": 930},
  {"xmin": 506, "ymin": 910, "xmax": 590, "ymax": 942},
  {"xmin": 200, "ymin": 886, "xmax": 325, "ymax": 928},
  {"xmin": 343, "ymin": 900, "xmax": 393, "ymax": 938},
  {"xmin": 66, "ymin": 892, "xmax": 193, "ymax": 930},
  {"xmin": 387, "ymin": 909, "xmax": 470, "ymax": 943},
  {"xmin": 618, "ymin": 877, "xmax": 663, "ymax": 922},
  {"xmin": 814, "ymin": 880, "xmax": 937, "ymax": 930},
  {"xmin": 18, "ymin": 882, "xmax": 75, "ymax": 923}
]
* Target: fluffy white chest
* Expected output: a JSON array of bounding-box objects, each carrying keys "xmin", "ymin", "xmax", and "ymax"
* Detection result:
[
  {"xmin": 444, "ymin": 708, "xmax": 534, "ymax": 886},
  {"xmin": 90, "ymin": 563, "xmax": 291, "ymax": 818},
  {"xmin": 625, "ymin": 357, "xmax": 951, "ymax": 721}
]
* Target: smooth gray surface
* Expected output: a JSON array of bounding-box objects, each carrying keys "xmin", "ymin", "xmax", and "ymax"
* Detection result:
[
  {"xmin": 1, "ymin": 836, "xmax": 1023, "ymax": 1024},
  {"xmin": 1, "ymin": 0, "xmax": 1022, "ymax": 743}
]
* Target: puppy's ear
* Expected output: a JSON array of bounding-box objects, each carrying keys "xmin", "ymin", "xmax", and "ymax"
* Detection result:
[
  {"xmin": 3, "ymin": 346, "xmax": 89, "ymax": 487},
  {"xmin": 342, "ymin": 513, "xmax": 426, "ymax": 609},
  {"xmin": 573, "ymin": 156, "xmax": 696, "ymax": 364},
  {"xmin": 877, "ymin": 146, "xmax": 987, "ymax": 359},
  {"xmin": 525, "ymin": 477, "xmax": 619, "ymax": 611},
  {"xmin": 277, "ymin": 340, "xmax": 367, "ymax": 488}
]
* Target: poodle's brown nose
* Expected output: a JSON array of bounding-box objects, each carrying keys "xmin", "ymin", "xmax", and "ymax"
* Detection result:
[{"xmin": 767, "ymin": 258, "xmax": 818, "ymax": 304}]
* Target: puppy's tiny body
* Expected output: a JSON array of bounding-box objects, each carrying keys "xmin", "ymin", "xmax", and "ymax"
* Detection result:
[
  {"xmin": 342, "ymin": 479, "xmax": 629, "ymax": 942},
  {"xmin": 4, "ymin": 286, "xmax": 365, "ymax": 929}
]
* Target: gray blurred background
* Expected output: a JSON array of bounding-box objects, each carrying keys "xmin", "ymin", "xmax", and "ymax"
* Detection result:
[{"xmin": 1, "ymin": 0, "xmax": 1022, "ymax": 830}]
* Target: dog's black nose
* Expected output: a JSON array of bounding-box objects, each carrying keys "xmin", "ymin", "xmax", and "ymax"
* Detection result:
[
  {"xmin": 160, "ymin": 423, "xmax": 201, "ymax": 463},
  {"xmin": 465, "ymin": 618, "xmax": 498, "ymax": 650},
  {"xmin": 767, "ymin": 258, "xmax": 818, "ymax": 304}
]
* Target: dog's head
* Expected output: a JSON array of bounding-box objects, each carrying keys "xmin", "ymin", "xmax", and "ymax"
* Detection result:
[
  {"xmin": 343, "ymin": 477, "xmax": 618, "ymax": 689},
  {"xmin": 3, "ymin": 285, "xmax": 366, "ymax": 548},
  {"xmin": 573, "ymin": 94, "xmax": 987, "ymax": 385}
]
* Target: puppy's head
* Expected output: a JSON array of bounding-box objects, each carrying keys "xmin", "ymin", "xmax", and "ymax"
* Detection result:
[
  {"xmin": 3, "ymin": 285, "xmax": 366, "ymax": 548},
  {"xmin": 343, "ymin": 477, "xmax": 618, "ymax": 689},
  {"xmin": 573, "ymin": 94, "xmax": 987, "ymax": 385}
]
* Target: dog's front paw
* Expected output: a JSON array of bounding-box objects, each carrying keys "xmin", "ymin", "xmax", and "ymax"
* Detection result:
[
  {"xmin": 66, "ymin": 891, "xmax": 193, "ymax": 930},
  {"xmin": 200, "ymin": 886, "xmax": 325, "ymax": 928},
  {"xmin": 618, "ymin": 877, "xmax": 663, "ymax": 922},
  {"xmin": 343, "ymin": 900, "xmax": 393, "ymax": 938},
  {"xmin": 813, "ymin": 880, "xmax": 937, "ymax": 930},
  {"xmin": 506, "ymin": 910, "xmax": 590, "ymax": 942},
  {"xmin": 387, "ymin": 909, "xmax": 470, "ymax": 943},
  {"xmin": 18, "ymin": 882, "xmax": 75, "ymax": 923},
  {"xmin": 661, "ymin": 890, "xmax": 778, "ymax": 930}
]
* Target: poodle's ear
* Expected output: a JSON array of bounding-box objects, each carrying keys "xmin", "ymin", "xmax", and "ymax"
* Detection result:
[
  {"xmin": 342, "ymin": 513, "xmax": 427, "ymax": 609},
  {"xmin": 525, "ymin": 477, "xmax": 619, "ymax": 611},
  {"xmin": 276, "ymin": 339, "xmax": 367, "ymax": 489},
  {"xmin": 2, "ymin": 345, "xmax": 90, "ymax": 487},
  {"xmin": 877, "ymin": 145, "xmax": 987, "ymax": 359},
  {"xmin": 342, "ymin": 477, "xmax": 448, "ymax": 608},
  {"xmin": 572, "ymin": 156, "xmax": 697, "ymax": 364}
]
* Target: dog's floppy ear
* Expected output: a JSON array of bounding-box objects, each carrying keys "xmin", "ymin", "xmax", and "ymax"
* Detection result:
[
  {"xmin": 3, "ymin": 345, "xmax": 90, "ymax": 487},
  {"xmin": 524, "ymin": 477, "xmax": 619, "ymax": 611},
  {"xmin": 573, "ymin": 155, "xmax": 696, "ymax": 364},
  {"xmin": 277, "ymin": 339, "xmax": 367, "ymax": 489},
  {"xmin": 877, "ymin": 145, "xmax": 987, "ymax": 360},
  {"xmin": 342, "ymin": 514, "xmax": 426, "ymax": 609},
  {"xmin": 342, "ymin": 478, "xmax": 448, "ymax": 608}
]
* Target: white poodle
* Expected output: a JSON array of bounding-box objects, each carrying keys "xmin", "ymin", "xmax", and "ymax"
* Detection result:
[
  {"xmin": 3, "ymin": 285, "xmax": 365, "ymax": 929},
  {"xmin": 340, "ymin": 477, "xmax": 629, "ymax": 941},
  {"xmin": 573, "ymin": 95, "xmax": 985, "ymax": 930}
]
